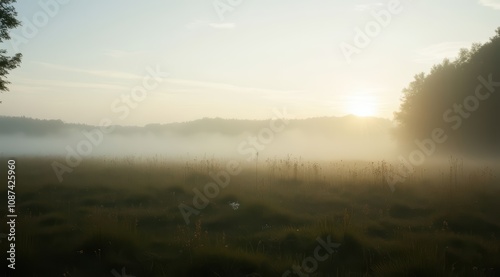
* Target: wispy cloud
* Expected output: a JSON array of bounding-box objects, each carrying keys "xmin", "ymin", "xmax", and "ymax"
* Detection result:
[
  {"xmin": 208, "ymin": 22, "xmax": 235, "ymax": 29},
  {"xmin": 414, "ymin": 41, "xmax": 471, "ymax": 64},
  {"xmin": 164, "ymin": 78, "xmax": 303, "ymax": 96},
  {"xmin": 186, "ymin": 20, "xmax": 235, "ymax": 30},
  {"xmin": 30, "ymin": 62, "xmax": 298, "ymax": 97},
  {"xmin": 34, "ymin": 62, "xmax": 142, "ymax": 80},
  {"xmin": 479, "ymin": 0, "xmax": 500, "ymax": 10},
  {"xmin": 103, "ymin": 49, "xmax": 145, "ymax": 58},
  {"xmin": 355, "ymin": 3, "xmax": 384, "ymax": 11},
  {"xmin": 12, "ymin": 77, "xmax": 128, "ymax": 91}
]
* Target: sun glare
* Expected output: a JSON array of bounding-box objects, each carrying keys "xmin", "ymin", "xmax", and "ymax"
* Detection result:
[
  {"xmin": 349, "ymin": 101, "xmax": 377, "ymax": 117},
  {"xmin": 344, "ymin": 91, "xmax": 378, "ymax": 117}
]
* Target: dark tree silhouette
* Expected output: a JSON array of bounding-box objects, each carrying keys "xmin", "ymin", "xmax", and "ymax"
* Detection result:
[
  {"xmin": 0, "ymin": 0, "xmax": 22, "ymax": 94},
  {"xmin": 394, "ymin": 27, "xmax": 500, "ymax": 157}
]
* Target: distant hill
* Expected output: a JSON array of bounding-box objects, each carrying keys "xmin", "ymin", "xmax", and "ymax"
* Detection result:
[
  {"xmin": 0, "ymin": 115, "xmax": 393, "ymax": 138},
  {"xmin": 0, "ymin": 115, "xmax": 395, "ymax": 159}
]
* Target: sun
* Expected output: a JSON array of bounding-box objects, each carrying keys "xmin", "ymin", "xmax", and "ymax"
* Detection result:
[
  {"xmin": 348, "ymin": 100, "xmax": 377, "ymax": 117},
  {"xmin": 341, "ymin": 89, "xmax": 380, "ymax": 117}
]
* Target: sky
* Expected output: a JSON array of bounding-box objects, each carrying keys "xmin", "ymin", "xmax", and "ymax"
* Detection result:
[{"xmin": 0, "ymin": 0, "xmax": 499, "ymax": 126}]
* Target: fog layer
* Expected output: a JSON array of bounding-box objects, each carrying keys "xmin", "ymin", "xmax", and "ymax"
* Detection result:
[{"xmin": 0, "ymin": 116, "xmax": 396, "ymax": 160}]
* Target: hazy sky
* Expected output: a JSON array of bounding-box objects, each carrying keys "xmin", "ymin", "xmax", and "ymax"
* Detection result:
[{"xmin": 0, "ymin": 0, "xmax": 499, "ymax": 126}]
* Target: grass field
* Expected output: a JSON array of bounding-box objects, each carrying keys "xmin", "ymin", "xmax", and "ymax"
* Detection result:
[{"xmin": 1, "ymin": 156, "xmax": 500, "ymax": 277}]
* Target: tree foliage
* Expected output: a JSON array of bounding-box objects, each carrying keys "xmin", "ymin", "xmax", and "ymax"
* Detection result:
[
  {"xmin": 0, "ymin": 0, "xmax": 22, "ymax": 92},
  {"xmin": 394, "ymin": 27, "xmax": 500, "ymax": 157}
]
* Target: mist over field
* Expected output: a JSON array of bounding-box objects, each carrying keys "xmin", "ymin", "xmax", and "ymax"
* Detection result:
[{"xmin": 0, "ymin": 116, "xmax": 396, "ymax": 160}]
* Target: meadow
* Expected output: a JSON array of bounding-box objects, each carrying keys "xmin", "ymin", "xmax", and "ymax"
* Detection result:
[{"xmin": 2, "ymin": 156, "xmax": 500, "ymax": 277}]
